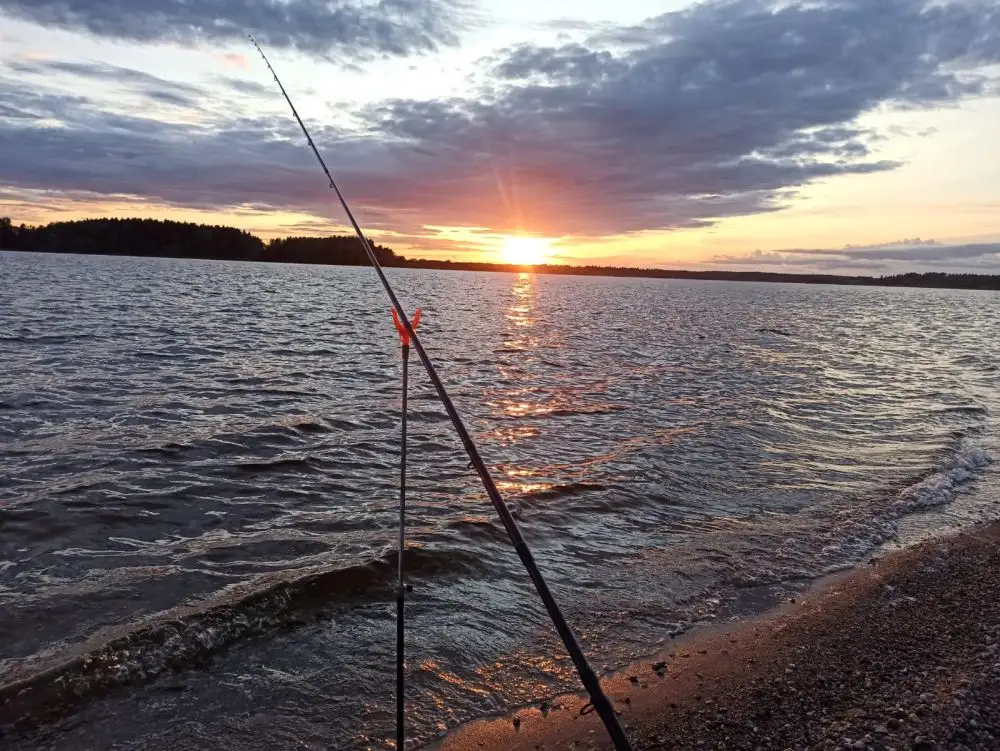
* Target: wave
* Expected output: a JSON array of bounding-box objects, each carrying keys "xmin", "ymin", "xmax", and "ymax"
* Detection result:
[
  {"xmin": 547, "ymin": 405, "xmax": 628, "ymax": 418},
  {"xmin": 521, "ymin": 481, "xmax": 608, "ymax": 502},
  {"xmin": 756, "ymin": 327, "xmax": 793, "ymax": 337},
  {"xmin": 132, "ymin": 417, "xmax": 344, "ymax": 459},
  {"xmin": 444, "ymin": 518, "xmax": 510, "ymax": 544},
  {"xmin": 891, "ymin": 445, "xmax": 992, "ymax": 516},
  {"xmin": 0, "ymin": 333, "xmax": 97, "ymax": 345},
  {"xmin": 236, "ymin": 456, "xmax": 313, "ymax": 472},
  {"xmin": 931, "ymin": 405, "xmax": 988, "ymax": 416},
  {"xmin": 291, "ymin": 420, "xmax": 332, "ymax": 434},
  {"xmin": 0, "ymin": 546, "xmax": 484, "ymax": 731}
]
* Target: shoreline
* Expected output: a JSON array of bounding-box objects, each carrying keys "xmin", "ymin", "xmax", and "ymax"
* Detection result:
[
  {"xmin": 428, "ymin": 521, "xmax": 1000, "ymax": 750},
  {"xmin": 5, "ymin": 247, "xmax": 1000, "ymax": 292}
]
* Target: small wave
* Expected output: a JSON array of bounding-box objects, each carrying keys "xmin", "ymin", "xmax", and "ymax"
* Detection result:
[
  {"xmin": 236, "ymin": 456, "xmax": 313, "ymax": 473},
  {"xmin": 756, "ymin": 327, "xmax": 793, "ymax": 337},
  {"xmin": 0, "ymin": 333, "xmax": 97, "ymax": 345},
  {"xmin": 931, "ymin": 405, "xmax": 988, "ymax": 416},
  {"xmin": 892, "ymin": 446, "xmax": 992, "ymax": 516},
  {"xmin": 290, "ymin": 420, "xmax": 330, "ymax": 434},
  {"xmin": 445, "ymin": 518, "xmax": 510, "ymax": 544},
  {"xmin": 521, "ymin": 481, "xmax": 608, "ymax": 502},
  {"xmin": 0, "ymin": 546, "xmax": 483, "ymax": 730},
  {"xmin": 952, "ymin": 354, "xmax": 997, "ymax": 371},
  {"xmin": 505, "ymin": 404, "xmax": 628, "ymax": 420},
  {"xmin": 131, "ymin": 350, "xmax": 184, "ymax": 360},
  {"xmin": 135, "ymin": 441, "xmax": 188, "ymax": 456}
]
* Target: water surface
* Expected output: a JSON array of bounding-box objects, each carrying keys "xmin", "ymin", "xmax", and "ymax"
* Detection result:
[{"xmin": 1, "ymin": 251, "xmax": 998, "ymax": 749}]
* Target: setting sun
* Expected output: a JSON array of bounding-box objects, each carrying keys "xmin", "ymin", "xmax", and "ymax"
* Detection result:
[{"xmin": 499, "ymin": 235, "xmax": 552, "ymax": 265}]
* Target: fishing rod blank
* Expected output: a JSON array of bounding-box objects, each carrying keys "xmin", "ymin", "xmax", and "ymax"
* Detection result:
[{"xmin": 248, "ymin": 35, "xmax": 634, "ymax": 751}]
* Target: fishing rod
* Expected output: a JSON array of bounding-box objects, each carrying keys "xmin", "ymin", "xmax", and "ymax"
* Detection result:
[
  {"xmin": 392, "ymin": 307, "xmax": 420, "ymax": 751},
  {"xmin": 248, "ymin": 35, "xmax": 634, "ymax": 751}
]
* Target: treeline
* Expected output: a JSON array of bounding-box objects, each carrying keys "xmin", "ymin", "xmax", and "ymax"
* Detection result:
[
  {"xmin": 1, "ymin": 217, "xmax": 264, "ymax": 261},
  {"xmin": 403, "ymin": 259, "xmax": 1000, "ymax": 290},
  {"xmin": 0, "ymin": 217, "xmax": 402, "ymax": 266},
  {"xmin": 410, "ymin": 259, "xmax": 873, "ymax": 285},
  {"xmin": 263, "ymin": 235, "xmax": 399, "ymax": 266},
  {"xmin": 2, "ymin": 217, "xmax": 1000, "ymax": 290}
]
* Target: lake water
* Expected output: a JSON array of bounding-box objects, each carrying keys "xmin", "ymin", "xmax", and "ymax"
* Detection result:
[{"xmin": 2, "ymin": 250, "xmax": 999, "ymax": 749}]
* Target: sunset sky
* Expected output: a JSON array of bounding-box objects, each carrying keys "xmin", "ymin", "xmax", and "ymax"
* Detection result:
[{"xmin": 1, "ymin": 0, "xmax": 999, "ymax": 272}]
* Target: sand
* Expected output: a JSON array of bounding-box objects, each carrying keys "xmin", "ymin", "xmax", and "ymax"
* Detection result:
[{"xmin": 429, "ymin": 522, "xmax": 1000, "ymax": 750}]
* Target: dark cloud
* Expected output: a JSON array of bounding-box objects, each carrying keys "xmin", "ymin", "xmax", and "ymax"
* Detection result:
[
  {"xmin": 353, "ymin": 0, "xmax": 999, "ymax": 235},
  {"xmin": 8, "ymin": 60, "xmax": 206, "ymax": 108},
  {"xmin": 0, "ymin": 76, "xmax": 388, "ymax": 225},
  {"xmin": 0, "ymin": 0, "xmax": 463, "ymax": 58},
  {"xmin": 714, "ymin": 241, "xmax": 1000, "ymax": 272},
  {"xmin": 218, "ymin": 77, "xmax": 276, "ymax": 96},
  {"xmin": 828, "ymin": 242, "xmax": 1000, "ymax": 264},
  {"xmin": 1, "ymin": 0, "xmax": 999, "ymax": 249}
]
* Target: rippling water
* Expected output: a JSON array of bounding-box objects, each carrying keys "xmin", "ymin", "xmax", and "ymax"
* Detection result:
[{"xmin": 2, "ymin": 250, "xmax": 999, "ymax": 749}]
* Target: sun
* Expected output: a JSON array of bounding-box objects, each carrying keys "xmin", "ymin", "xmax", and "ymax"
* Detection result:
[{"xmin": 499, "ymin": 235, "xmax": 552, "ymax": 265}]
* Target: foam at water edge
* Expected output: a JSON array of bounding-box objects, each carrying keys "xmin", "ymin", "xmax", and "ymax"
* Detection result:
[{"xmin": 892, "ymin": 445, "xmax": 993, "ymax": 516}]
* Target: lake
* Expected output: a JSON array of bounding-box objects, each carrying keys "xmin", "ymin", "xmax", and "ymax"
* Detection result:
[{"xmin": 2, "ymin": 250, "xmax": 999, "ymax": 749}]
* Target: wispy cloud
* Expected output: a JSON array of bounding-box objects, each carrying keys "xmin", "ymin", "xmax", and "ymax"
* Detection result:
[
  {"xmin": 714, "ymin": 240, "xmax": 1000, "ymax": 272},
  {"xmin": 0, "ymin": 0, "xmax": 466, "ymax": 58},
  {"xmin": 8, "ymin": 59, "xmax": 206, "ymax": 108}
]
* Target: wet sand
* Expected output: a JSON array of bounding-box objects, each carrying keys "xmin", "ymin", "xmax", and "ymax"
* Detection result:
[{"xmin": 430, "ymin": 522, "xmax": 1000, "ymax": 750}]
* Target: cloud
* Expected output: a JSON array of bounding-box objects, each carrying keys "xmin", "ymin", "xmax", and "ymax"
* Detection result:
[
  {"xmin": 219, "ymin": 53, "xmax": 251, "ymax": 71},
  {"xmin": 352, "ymin": 0, "xmax": 1000, "ymax": 236},
  {"xmin": 714, "ymin": 240, "xmax": 1000, "ymax": 272},
  {"xmin": 217, "ymin": 77, "xmax": 278, "ymax": 97},
  {"xmin": 8, "ymin": 59, "xmax": 206, "ymax": 108},
  {"xmin": 1, "ymin": 0, "xmax": 999, "ymax": 250},
  {"xmin": 0, "ymin": 0, "xmax": 464, "ymax": 58},
  {"xmin": 0, "ymin": 75, "xmax": 389, "ymax": 224}
]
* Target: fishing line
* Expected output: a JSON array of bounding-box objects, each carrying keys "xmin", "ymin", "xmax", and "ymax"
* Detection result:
[{"xmin": 248, "ymin": 35, "xmax": 634, "ymax": 751}]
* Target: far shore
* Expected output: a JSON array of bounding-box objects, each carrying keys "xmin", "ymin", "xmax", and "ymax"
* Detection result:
[
  {"xmin": 430, "ymin": 521, "xmax": 1000, "ymax": 750},
  {"xmin": 3, "ymin": 217, "xmax": 1000, "ymax": 290}
]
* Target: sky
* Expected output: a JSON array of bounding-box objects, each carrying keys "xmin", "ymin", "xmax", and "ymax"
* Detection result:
[{"xmin": 1, "ymin": 0, "xmax": 999, "ymax": 273}]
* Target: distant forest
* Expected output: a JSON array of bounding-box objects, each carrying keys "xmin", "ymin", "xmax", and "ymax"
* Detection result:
[
  {"xmin": 0, "ymin": 217, "xmax": 400, "ymax": 266},
  {"xmin": 2, "ymin": 216, "xmax": 999, "ymax": 291}
]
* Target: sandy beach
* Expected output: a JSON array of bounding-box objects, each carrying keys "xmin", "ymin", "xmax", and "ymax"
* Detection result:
[{"xmin": 431, "ymin": 522, "xmax": 1000, "ymax": 751}]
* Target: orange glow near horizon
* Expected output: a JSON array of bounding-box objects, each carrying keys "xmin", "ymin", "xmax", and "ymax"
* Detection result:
[{"xmin": 499, "ymin": 235, "xmax": 554, "ymax": 265}]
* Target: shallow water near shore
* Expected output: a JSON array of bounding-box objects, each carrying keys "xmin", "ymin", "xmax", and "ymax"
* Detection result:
[{"xmin": 2, "ymin": 250, "xmax": 1000, "ymax": 749}]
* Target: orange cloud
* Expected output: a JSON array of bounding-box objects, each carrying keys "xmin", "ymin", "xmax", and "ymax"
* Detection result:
[{"xmin": 218, "ymin": 52, "xmax": 250, "ymax": 71}]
